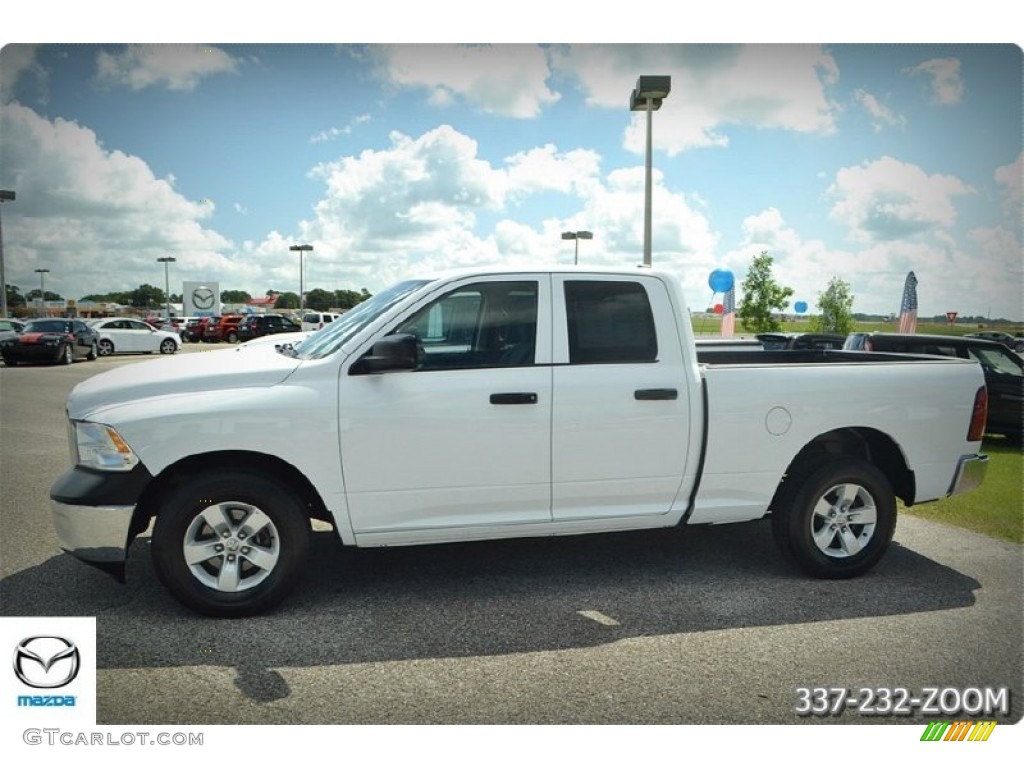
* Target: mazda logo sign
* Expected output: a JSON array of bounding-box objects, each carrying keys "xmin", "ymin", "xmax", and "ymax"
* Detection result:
[
  {"xmin": 13, "ymin": 636, "xmax": 81, "ymax": 689},
  {"xmin": 192, "ymin": 287, "xmax": 216, "ymax": 310}
]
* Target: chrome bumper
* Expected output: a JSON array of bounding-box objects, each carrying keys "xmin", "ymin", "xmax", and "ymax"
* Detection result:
[
  {"xmin": 948, "ymin": 453, "xmax": 989, "ymax": 497},
  {"xmin": 51, "ymin": 500, "xmax": 136, "ymax": 582},
  {"xmin": 49, "ymin": 463, "xmax": 152, "ymax": 583}
]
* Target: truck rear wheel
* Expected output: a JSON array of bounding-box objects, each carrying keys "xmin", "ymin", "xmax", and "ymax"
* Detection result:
[
  {"xmin": 772, "ymin": 458, "xmax": 896, "ymax": 579},
  {"xmin": 151, "ymin": 471, "xmax": 310, "ymax": 617}
]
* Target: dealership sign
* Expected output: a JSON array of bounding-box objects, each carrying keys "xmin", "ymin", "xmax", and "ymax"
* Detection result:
[{"xmin": 183, "ymin": 282, "xmax": 221, "ymax": 317}]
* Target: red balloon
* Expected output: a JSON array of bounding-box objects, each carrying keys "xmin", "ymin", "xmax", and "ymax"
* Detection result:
[{"xmin": 714, "ymin": 303, "xmax": 724, "ymax": 314}]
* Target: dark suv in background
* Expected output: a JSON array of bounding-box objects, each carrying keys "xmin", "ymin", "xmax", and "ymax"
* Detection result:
[
  {"xmin": 235, "ymin": 314, "xmax": 301, "ymax": 342},
  {"xmin": 965, "ymin": 331, "xmax": 1024, "ymax": 353},
  {"xmin": 845, "ymin": 332, "xmax": 1023, "ymax": 442}
]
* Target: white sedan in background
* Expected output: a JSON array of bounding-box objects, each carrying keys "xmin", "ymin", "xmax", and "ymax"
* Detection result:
[{"xmin": 87, "ymin": 317, "xmax": 180, "ymax": 356}]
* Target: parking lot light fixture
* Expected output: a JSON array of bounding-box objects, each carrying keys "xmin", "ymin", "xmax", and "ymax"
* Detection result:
[
  {"xmin": 629, "ymin": 76, "xmax": 671, "ymax": 268},
  {"xmin": 157, "ymin": 257, "xmax": 176, "ymax": 323},
  {"xmin": 0, "ymin": 190, "xmax": 14, "ymax": 318},
  {"xmin": 34, "ymin": 267, "xmax": 50, "ymax": 317},
  {"xmin": 289, "ymin": 244, "xmax": 313, "ymax": 315},
  {"xmin": 561, "ymin": 231, "xmax": 593, "ymax": 265}
]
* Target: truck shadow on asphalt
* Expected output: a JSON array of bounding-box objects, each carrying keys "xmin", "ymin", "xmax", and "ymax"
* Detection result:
[{"xmin": 0, "ymin": 519, "xmax": 984, "ymax": 687}]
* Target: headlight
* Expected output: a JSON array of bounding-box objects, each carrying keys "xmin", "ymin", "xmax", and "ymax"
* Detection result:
[{"xmin": 71, "ymin": 421, "xmax": 139, "ymax": 471}]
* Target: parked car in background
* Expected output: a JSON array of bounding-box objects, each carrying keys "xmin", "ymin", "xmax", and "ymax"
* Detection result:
[
  {"xmin": 182, "ymin": 317, "xmax": 217, "ymax": 343},
  {"xmin": 756, "ymin": 332, "xmax": 846, "ymax": 351},
  {"xmin": 202, "ymin": 314, "xmax": 244, "ymax": 343},
  {"xmin": 88, "ymin": 317, "xmax": 180, "ymax": 356},
  {"xmin": 301, "ymin": 311, "xmax": 340, "ymax": 332},
  {"xmin": 0, "ymin": 318, "xmax": 26, "ymax": 342},
  {"xmin": 173, "ymin": 317, "xmax": 199, "ymax": 341},
  {"xmin": 1, "ymin": 318, "xmax": 98, "ymax": 366},
  {"xmin": 965, "ymin": 331, "xmax": 1024, "ymax": 353},
  {"xmin": 845, "ymin": 332, "xmax": 1023, "ymax": 442},
  {"xmin": 235, "ymin": 314, "xmax": 301, "ymax": 342}
]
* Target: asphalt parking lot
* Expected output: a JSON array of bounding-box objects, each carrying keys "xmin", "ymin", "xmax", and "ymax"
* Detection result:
[{"xmin": 1, "ymin": 347, "xmax": 1021, "ymax": 727}]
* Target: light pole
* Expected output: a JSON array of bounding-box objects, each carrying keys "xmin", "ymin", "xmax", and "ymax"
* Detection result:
[
  {"xmin": 561, "ymin": 230, "xmax": 593, "ymax": 265},
  {"xmin": 289, "ymin": 244, "xmax": 312, "ymax": 315},
  {"xmin": 34, "ymin": 268, "xmax": 50, "ymax": 317},
  {"xmin": 0, "ymin": 190, "xmax": 14, "ymax": 318},
  {"xmin": 157, "ymin": 257, "xmax": 176, "ymax": 321},
  {"xmin": 629, "ymin": 76, "xmax": 671, "ymax": 267}
]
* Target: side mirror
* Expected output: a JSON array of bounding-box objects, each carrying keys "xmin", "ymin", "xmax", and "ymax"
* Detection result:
[{"xmin": 360, "ymin": 333, "xmax": 420, "ymax": 373}]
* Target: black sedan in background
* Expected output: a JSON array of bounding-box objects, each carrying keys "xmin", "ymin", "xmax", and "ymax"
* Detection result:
[
  {"xmin": 0, "ymin": 318, "xmax": 99, "ymax": 366},
  {"xmin": 235, "ymin": 314, "xmax": 302, "ymax": 342}
]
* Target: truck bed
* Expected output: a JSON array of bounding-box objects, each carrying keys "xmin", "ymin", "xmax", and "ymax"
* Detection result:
[{"xmin": 695, "ymin": 348, "xmax": 955, "ymax": 366}]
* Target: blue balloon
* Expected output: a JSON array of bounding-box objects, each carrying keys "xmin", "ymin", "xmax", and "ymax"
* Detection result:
[
  {"xmin": 708, "ymin": 268, "xmax": 734, "ymax": 293},
  {"xmin": 794, "ymin": 301, "xmax": 808, "ymax": 313}
]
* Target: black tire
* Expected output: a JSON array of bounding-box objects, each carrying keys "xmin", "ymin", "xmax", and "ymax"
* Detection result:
[
  {"xmin": 86, "ymin": 342, "xmax": 98, "ymax": 360},
  {"xmin": 3, "ymin": 357, "xmax": 17, "ymax": 367},
  {"xmin": 160, "ymin": 338, "xmax": 177, "ymax": 354},
  {"xmin": 151, "ymin": 471, "xmax": 311, "ymax": 617},
  {"xmin": 60, "ymin": 343, "xmax": 73, "ymax": 365},
  {"xmin": 226, "ymin": 331, "xmax": 238, "ymax": 344},
  {"xmin": 771, "ymin": 458, "xmax": 896, "ymax": 579},
  {"xmin": 98, "ymin": 339, "xmax": 115, "ymax": 357}
]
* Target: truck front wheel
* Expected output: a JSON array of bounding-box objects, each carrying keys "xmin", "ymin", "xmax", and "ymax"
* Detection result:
[
  {"xmin": 772, "ymin": 458, "xmax": 896, "ymax": 579},
  {"xmin": 151, "ymin": 471, "xmax": 310, "ymax": 617}
]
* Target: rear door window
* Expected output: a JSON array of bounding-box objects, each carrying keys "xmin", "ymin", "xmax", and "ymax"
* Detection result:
[{"xmin": 563, "ymin": 280, "xmax": 657, "ymax": 364}]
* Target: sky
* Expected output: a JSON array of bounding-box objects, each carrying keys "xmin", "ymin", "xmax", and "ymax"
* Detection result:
[{"xmin": 0, "ymin": 38, "xmax": 1021, "ymax": 320}]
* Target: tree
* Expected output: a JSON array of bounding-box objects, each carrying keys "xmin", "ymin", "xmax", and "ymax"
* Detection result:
[
  {"xmin": 335, "ymin": 288, "xmax": 371, "ymax": 309},
  {"xmin": 25, "ymin": 289, "xmax": 64, "ymax": 301},
  {"xmin": 125, "ymin": 283, "xmax": 165, "ymax": 308},
  {"xmin": 304, "ymin": 288, "xmax": 334, "ymax": 311},
  {"xmin": 5, "ymin": 284, "xmax": 26, "ymax": 308},
  {"xmin": 809, "ymin": 277, "xmax": 855, "ymax": 335},
  {"xmin": 737, "ymin": 251, "xmax": 794, "ymax": 333},
  {"xmin": 275, "ymin": 291, "xmax": 300, "ymax": 309},
  {"xmin": 221, "ymin": 290, "xmax": 252, "ymax": 304}
]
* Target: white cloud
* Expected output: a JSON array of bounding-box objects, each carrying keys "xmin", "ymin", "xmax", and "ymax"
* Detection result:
[
  {"xmin": 716, "ymin": 203, "xmax": 1022, "ymax": 320},
  {"xmin": 231, "ymin": 124, "xmax": 718, "ymax": 297},
  {"xmin": 310, "ymin": 114, "xmax": 370, "ymax": 144},
  {"xmin": 0, "ymin": 102, "xmax": 232, "ymax": 296},
  {"xmin": 995, "ymin": 152, "xmax": 1022, "ymax": 221},
  {"xmin": 905, "ymin": 58, "xmax": 964, "ymax": 105},
  {"xmin": 554, "ymin": 44, "xmax": 839, "ymax": 156},
  {"xmin": 372, "ymin": 44, "xmax": 559, "ymax": 118},
  {"xmin": 853, "ymin": 89, "xmax": 906, "ymax": 132},
  {"xmin": 95, "ymin": 44, "xmax": 240, "ymax": 91},
  {"xmin": 828, "ymin": 156, "xmax": 974, "ymax": 242},
  {"xmin": 503, "ymin": 144, "xmax": 601, "ymax": 198}
]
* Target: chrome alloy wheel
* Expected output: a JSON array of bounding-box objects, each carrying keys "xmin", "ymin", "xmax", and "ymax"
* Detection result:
[
  {"xmin": 810, "ymin": 482, "xmax": 878, "ymax": 559},
  {"xmin": 183, "ymin": 502, "xmax": 281, "ymax": 592}
]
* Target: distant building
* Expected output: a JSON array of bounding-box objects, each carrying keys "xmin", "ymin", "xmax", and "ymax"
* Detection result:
[{"xmin": 245, "ymin": 294, "xmax": 279, "ymax": 313}]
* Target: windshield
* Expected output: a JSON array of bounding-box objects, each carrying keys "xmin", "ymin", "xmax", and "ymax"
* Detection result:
[
  {"xmin": 294, "ymin": 279, "xmax": 432, "ymax": 359},
  {"xmin": 24, "ymin": 320, "xmax": 74, "ymax": 334}
]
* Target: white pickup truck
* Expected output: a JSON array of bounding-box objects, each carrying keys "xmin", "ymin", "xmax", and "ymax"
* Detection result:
[{"xmin": 50, "ymin": 267, "xmax": 990, "ymax": 616}]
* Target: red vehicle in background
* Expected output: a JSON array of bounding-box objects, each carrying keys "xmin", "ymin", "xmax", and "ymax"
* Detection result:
[
  {"xmin": 182, "ymin": 317, "xmax": 218, "ymax": 343},
  {"xmin": 202, "ymin": 314, "xmax": 244, "ymax": 344}
]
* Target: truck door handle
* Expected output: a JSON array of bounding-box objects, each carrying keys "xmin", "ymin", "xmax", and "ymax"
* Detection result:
[
  {"xmin": 635, "ymin": 388, "xmax": 678, "ymax": 401},
  {"xmin": 490, "ymin": 392, "xmax": 538, "ymax": 405}
]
